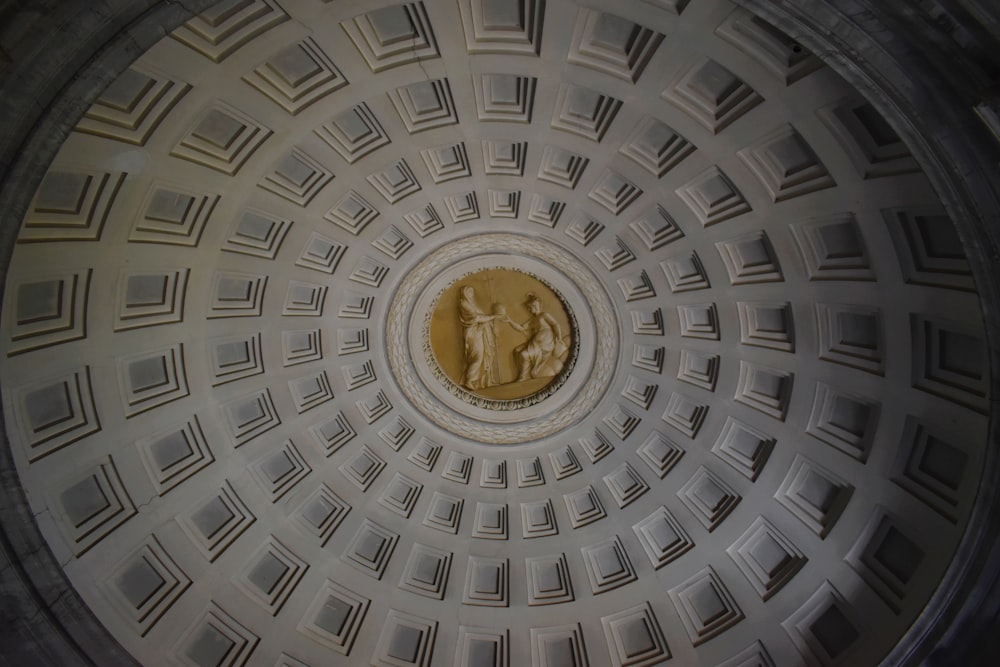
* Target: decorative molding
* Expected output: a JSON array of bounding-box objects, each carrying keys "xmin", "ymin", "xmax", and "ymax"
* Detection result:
[
  {"xmin": 170, "ymin": 0, "xmax": 288, "ymax": 63},
  {"xmin": 727, "ymin": 516, "xmax": 806, "ymax": 600},
  {"xmin": 474, "ymin": 73, "xmax": 536, "ymax": 123},
  {"xmin": 423, "ymin": 491, "xmax": 463, "ymax": 534},
  {"xmin": 633, "ymin": 505, "xmax": 695, "ymax": 568},
  {"xmin": 248, "ymin": 440, "xmax": 311, "ymax": 502},
  {"xmin": 220, "ymin": 388, "xmax": 280, "ymax": 447},
  {"xmin": 716, "ymin": 8, "xmax": 822, "ymax": 84},
  {"xmin": 521, "ymin": 499, "xmax": 558, "ymax": 538},
  {"xmin": 408, "ymin": 437, "xmax": 442, "ymax": 472},
  {"xmin": 308, "ymin": 411, "xmax": 355, "ymax": 457},
  {"xmin": 661, "ymin": 251, "xmax": 710, "ymax": 293},
  {"xmin": 20, "ymin": 168, "xmax": 126, "ymax": 242},
  {"xmin": 582, "ymin": 536, "xmax": 636, "ymax": 594},
  {"xmin": 805, "ymin": 382, "xmax": 880, "ymax": 462},
  {"xmin": 296, "ymin": 579, "xmax": 368, "ymax": 655},
  {"xmin": 551, "ymin": 83, "xmax": 622, "ymax": 142},
  {"xmin": 677, "ymin": 466, "xmax": 741, "ymax": 532},
  {"xmin": 737, "ymin": 301, "xmax": 795, "ymax": 352},
  {"xmin": 104, "ymin": 535, "xmax": 190, "ymax": 636},
  {"xmin": 291, "ymin": 483, "xmax": 349, "ymax": 546},
  {"xmin": 526, "ymin": 553, "xmax": 574, "ymax": 605},
  {"xmin": 775, "ymin": 454, "xmax": 853, "ymax": 538},
  {"xmin": 379, "ymin": 473, "xmax": 422, "ymax": 517},
  {"xmin": 531, "ymin": 624, "xmax": 589, "ymax": 667},
  {"xmin": 662, "ymin": 391, "xmax": 709, "ymax": 439},
  {"xmin": 820, "ymin": 99, "xmax": 919, "ymax": 179},
  {"xmin": 367, "ymin": 158, "xmax": 421, "ymax": 204},
  {"xmin": 458, "ymin": 0, "xmax": 544, "ymax": 55},
  {"xmin": 738, "ymin": 125, "xmax": 835, "ymax": 201},
  {"xmin": 550, "ymin": 446, "xmax": 582, "ymax": 479},
  {"xmin": 883, "ymin": 206, "xmax": 975, "ymax": 291},
  {"xmin": 243, "ymin": 38, "xmax": 346, "ymax": 115},
  {"xmin": 480, "ymin": 458, "xmax": 508, "ymax": 488},
  {"xmin": 589, "ymin": 170, "xmax": 643, "ymax": 215},
  {"xmin": 258, "ymin": 148, "xmax": 333, "ymax": 206},
  {"xmin": 339, "ymin": 445, "xmax": 385, "ymax": 491},
  {"xmin": 232, "ymin": 536, "xmax": 307, "ymax": 615},
  {"xmin": 314, "ymin": 103, "xmax": 390, "ymax": 163},
  {"xmin": 177, "ymin": 481, "xmax": 255, "ymax": 562},
  {"xmin": 677, "ymin": 349, "xmax": 719, "ymax": 392},
  {"xmin": 629, "ymin": 205, "xmax": 683, "ymax": 250},
  {"xmin": 208, "ymin": 333, "xmax": 263, "ymax": 386},
  {"xmin": 845, "ymin": 506, "xmax": 926, "ymax": 613},
  {"xmin": 537, "ymin": 146, "xmax": 589, "ymax": 189},
  {"xmin": 222, "ymin": 209, "xmax": 291, "ymax": 260},
  {"xmin": 482, "ymin": 140, "xmax": 526, "ymax": 176},
  {"xmin": 716, "ymin": 230, "xmax": 783, "ymax": 284},
  {"xmin": 207, "ymin": 271, "xmax": 267, "ymax": 318},
  {"xmin": 116, "ymin": 343, "xmax": 189, "ymax": 418},
  {"xmin": 677, "ymin": 303, "xmax": 719, "ymax": 340},
  {"xmin": 52, "ymin": 456, "xmax": 135, "ymax": 556},
  {"xmin": 5, "ymin": 269, "xmax": 90, "ymax": 354},
  {"xmin": 790, "ymin": 214, "xmax": 875, "ymax": 281},
  {"xmin": 341, "ymin": 3, "xmax": 439, "ymax": 72},
  {"xmin": 472, "ymin": 502, "xmax": 508, "ymax": 539},
  {"xmin": 342, "ymin": 519, "xmax": 398, "ymax": 579},
  {"xmin": 637, "ymin": 431, "xmax": 684, "ymax": 479},
  {"xmin": 567, "ymin": 9, "xmax": 663, "ymax": 83},
  {"xmin": 676, "ymin": 167, "xmax": 751, "ymax": 226},
  {"xmin": 129, "ymin": 182, "xmax": 219, "ymax": 247},
  {"xmin": 136, "ymin": 415, "xmax": 214, "ymax": 495},
  {"xmin": 601, "ymin": 602, "xmax": 671, "ymax": 666},
  {"xmin": 75, "ymin": 66, "xmax": 190, "ymax": 144},
  {"xmin": 456, "ymin": 627, "xmax": 508, "ymax": 667},
  {"xmin": 713, "ymin": 417, "xmax": 776, "ymax": 481},
  {"xmin": 564, "ymin": 485, "xmax": 607, "ymax": 528},
  {"xmin": 170, "ymin": 102, "xmax": 271, "ymax": 175},
  {"xmin": 909, "ymin": 313, "xmax": 988, "ymax": 413},
  {"xmin": 891, "ymin": 417, "xmax": 969, "ymax": 522},
  {"xmin": 421, "ymin": 142, "xmax": 471, "ymax": 183},
  {"xmin": 371, "ymin": 609, "xmax": 437, "ymax": 667},
  {"xmin": 669, "ymin": 566, "xmax": 744, "ymax": 646},
  {"xmin": 816, "ymin": 303, "xmax": 884, "ymax": 375},
  {"xmin": 782, "ymin": 581, "xmax": 863, "ymax": 665},
  {"xmin": 172, "ymin": 602, "xmax": 259, "ymax": 667},
  {"xmin": 463, "ymin": 556, "xmax": 508, "ymax": 607},
  {"xmin": 663, "ymin": 57, "xmax": 763, "ymax": 133},
  {"xmin": 388, "ymin": 78, "xmax": 458, "ymax": 133},
  {"xmin": 398, "ymin": 543, "xmax": 451, "ymax": 599}
]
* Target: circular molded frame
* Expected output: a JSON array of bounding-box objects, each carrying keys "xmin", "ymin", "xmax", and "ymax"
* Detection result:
[{"xmin": 386, "ymin": 233, "xmax": 619, "ymax": 444}]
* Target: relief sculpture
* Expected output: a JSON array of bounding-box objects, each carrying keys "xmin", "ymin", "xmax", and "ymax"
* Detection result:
[
  {"xmin": 507, "ymin": 293, "xmax": 568, "ymax": 381},
  {"xmin": 458, "ymin": 285, "xmax": 500, "ymax": 390},
  {"xmin": 430, "ymin": 269, "xmax": 574, "ymax": 402}
]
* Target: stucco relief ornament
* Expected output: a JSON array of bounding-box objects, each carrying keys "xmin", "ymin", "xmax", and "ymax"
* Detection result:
[
  {"xmin": 428, "ymin": 269, "xmax": 576, "ymax": 404},
  {"xmin": 386, "ymin": 233, "xmax": 617, "ymax": 444}
]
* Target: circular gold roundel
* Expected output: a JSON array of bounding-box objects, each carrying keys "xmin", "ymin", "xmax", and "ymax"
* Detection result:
[{"xmin": 429, "ymin": 268, "xmax": 575, "ymax": 402}]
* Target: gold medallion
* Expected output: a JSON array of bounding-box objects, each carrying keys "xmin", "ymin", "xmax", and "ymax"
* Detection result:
[{"xmin": 428, "ymin": 268, "xmax": 575, "ymax": 402}]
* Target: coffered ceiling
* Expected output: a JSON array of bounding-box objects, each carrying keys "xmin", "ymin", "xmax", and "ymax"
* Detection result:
[{"xmin": 0, "ymin": 0, "xmax": 993, "ymax": 665}]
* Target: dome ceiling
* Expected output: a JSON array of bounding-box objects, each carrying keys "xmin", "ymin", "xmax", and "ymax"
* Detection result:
[{"xmin": 0, "ymin": 0, "xmax": 992, "ymax": 665}]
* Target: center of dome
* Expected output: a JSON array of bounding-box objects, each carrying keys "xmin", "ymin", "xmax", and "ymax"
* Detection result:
[
  {"xmin": 386, "ymin": 232, "xmax": 617, "ymax": 444},
  {"xmin": 428, "ymin": 268, "xmax": 576, "ymax": 402}
]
